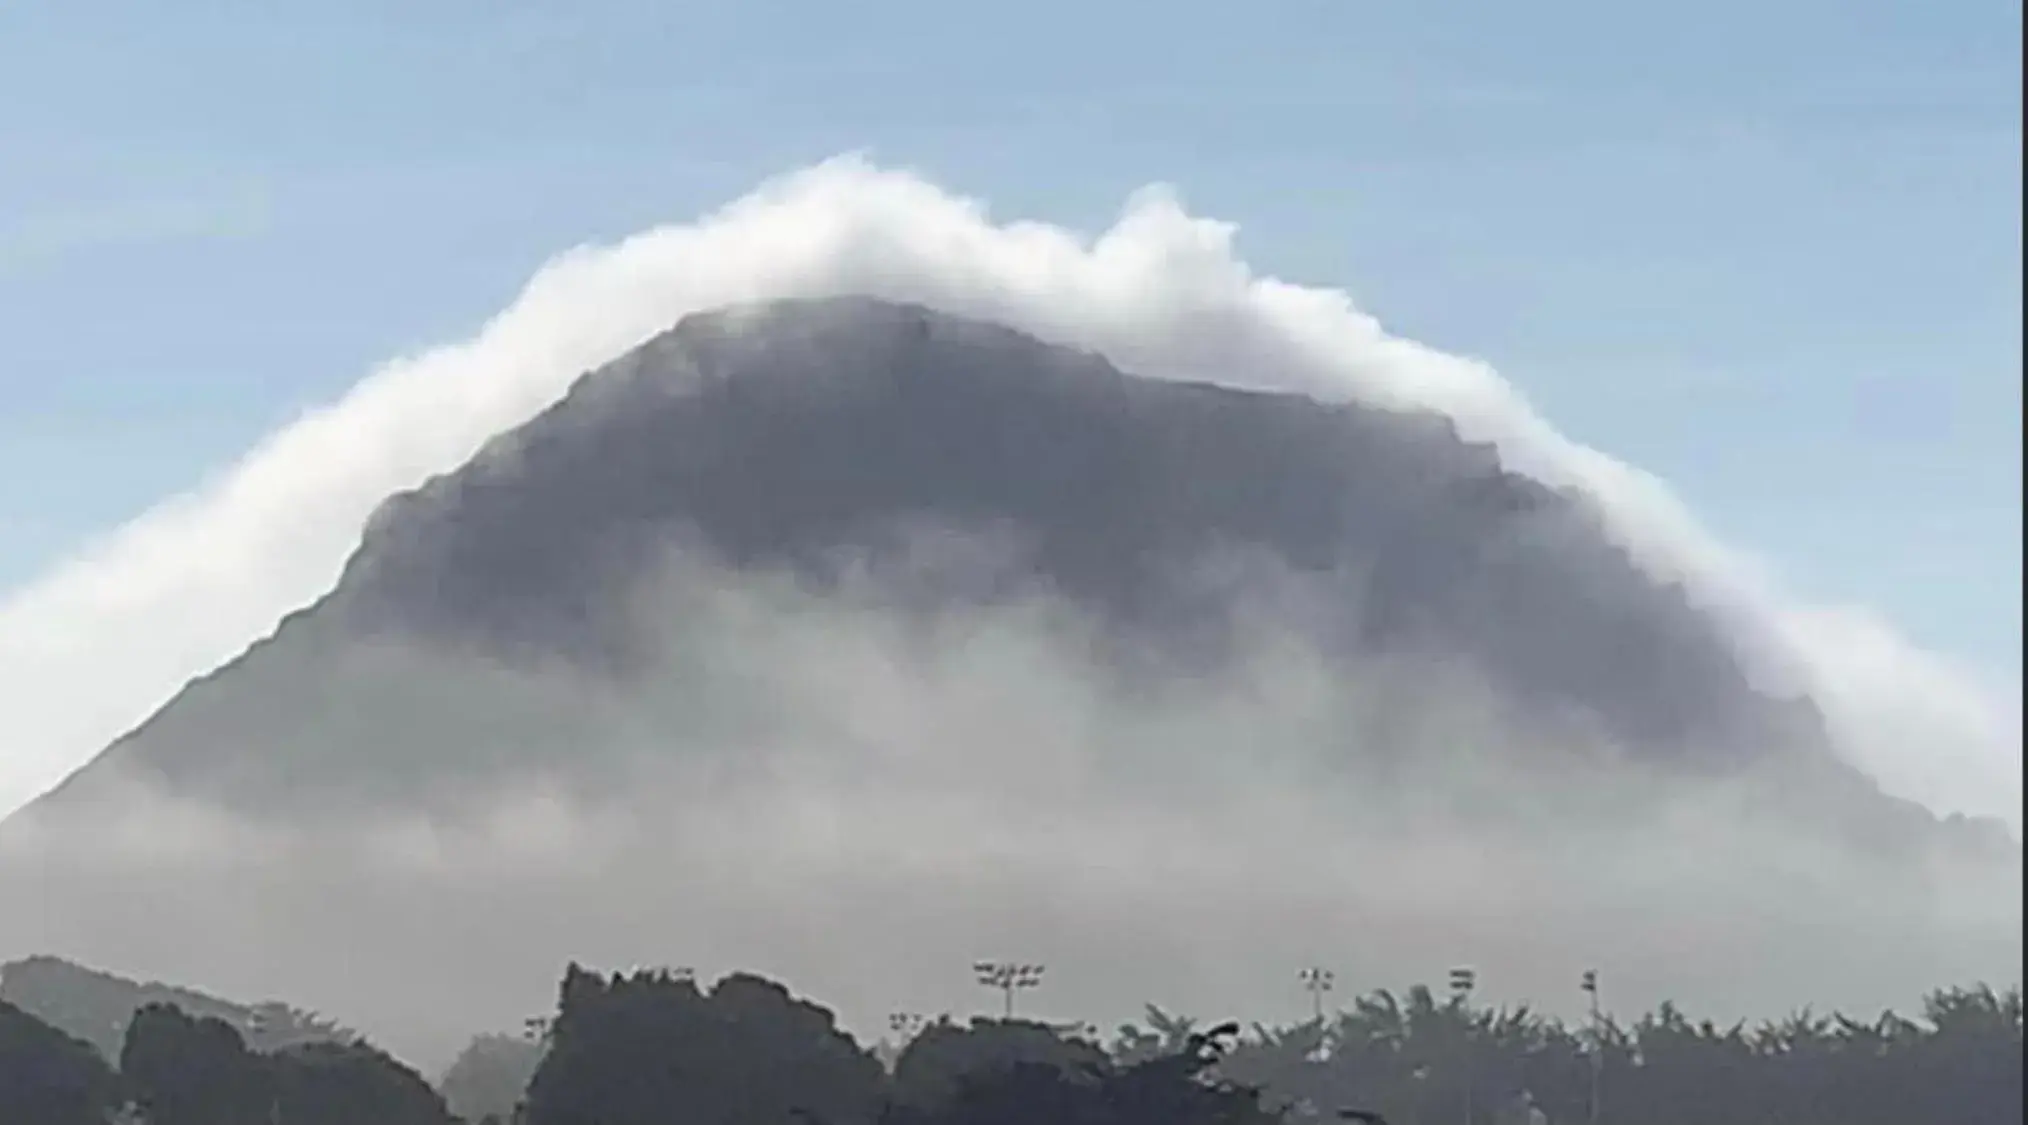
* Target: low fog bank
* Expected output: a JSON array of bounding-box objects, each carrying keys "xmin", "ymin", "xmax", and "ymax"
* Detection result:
[{"xmin": 2, "ymin": 544, "xmax": 2018, "ymax": 1071}]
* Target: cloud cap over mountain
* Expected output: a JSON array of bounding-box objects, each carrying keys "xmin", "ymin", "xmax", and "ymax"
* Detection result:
[
  {"xmin": 0, "ymin": 156, "xmax": 2014, "ymax": 829},
  {"xmin": 0, "ymin": 161, "xmax": 2018, "ymax": 1068},
  {"xmin": 26, "ymin": 296, "xmax": 1860, "ymax": 807}
]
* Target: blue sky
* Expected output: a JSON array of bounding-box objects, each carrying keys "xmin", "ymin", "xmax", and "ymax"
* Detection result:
[{"xmin": 1, "ymin": 0, "xmax": 2019, "ymax": 679}]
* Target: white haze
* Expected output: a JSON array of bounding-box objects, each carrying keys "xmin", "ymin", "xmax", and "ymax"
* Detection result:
[{"xmin": 1, "ymin": 548, "xmax": 2018, "ymax": 1071}]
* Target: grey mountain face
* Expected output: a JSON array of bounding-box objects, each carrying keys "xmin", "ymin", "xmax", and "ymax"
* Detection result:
[
  {"xmin": 12, "ymin": 299, "xmax": 2017, "ymax": 1069},
  {"xmin": 17, "ymin": 298, "xmax": 1903, "ymax": 821},
  {"xmin": 352, "ymin": 298, "xmax": 1817, "ymax": 750}
]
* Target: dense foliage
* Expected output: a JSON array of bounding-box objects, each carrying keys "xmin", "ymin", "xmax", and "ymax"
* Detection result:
[
  {"xmin": 1, "ymin": 955, "xmax": 353, "ymax": 1059},
  {"xmin": 1209, "ymin": 982, "xmax": 2025, "ymax": 1125},
  {"xmin": 108, "ymin": 1003, "xmax": 450, "ymax": 1125},
  {"xmin": 0, "ymin": 963, "xmax": 2017, "ymax": 1124},
  {"xmin": 0, "ymin": 998, "xmax": 120, "ymax": 1125}
]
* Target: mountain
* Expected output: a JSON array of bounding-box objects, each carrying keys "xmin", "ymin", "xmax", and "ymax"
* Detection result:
[
  {"xmin": 22, "ymin": 296, "xmax": 1887, "ymax": 818},
  {"xmin": 6, "ymin": 297, "xmax": 2013, "ymax": 1066}
]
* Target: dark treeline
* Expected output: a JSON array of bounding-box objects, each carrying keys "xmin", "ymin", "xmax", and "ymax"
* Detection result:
[
  {"xmin": 1207, "ymin": 981, "xmax": 2023, "ymax": 1125},
  {"xmin": 2, "ymin": 963, "xmax": 2020, "ymax": 1124}
]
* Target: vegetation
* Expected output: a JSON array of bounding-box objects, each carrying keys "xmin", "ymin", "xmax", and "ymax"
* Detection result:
[
  {"xmin": 1, "ymin": 956, "xmax": 353, "ymax": 1059},
  {"xmin": 1209, "ymin": 982, "xmax": 2025, "ymax": 1124},
  {"xmin": 0, "ymin": 999, "xmax": 120, "ymax": 1125},
  {"xmin": 0, "ymin": 961, "xmax": 2017, "ymax": 1124},
  {"xmin": 118, "ymin": 1002, "xmax": 451, "ymax": 1125}
]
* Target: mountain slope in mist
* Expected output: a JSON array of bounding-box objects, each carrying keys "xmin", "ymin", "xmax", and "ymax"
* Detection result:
[
  {"xmin": 3, "ymin": 297, "xmax": 2014, "ymax": 1067},
  {"xmin": 33, "ymin": 296, "xmax": 1861, "ymax": 811}
]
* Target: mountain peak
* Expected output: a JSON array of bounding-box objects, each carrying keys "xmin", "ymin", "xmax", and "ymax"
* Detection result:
[
  {"xmin": 8, "ymin": 299, "xmax": 2013, "ymax": 1068},
  {"xmin": 24, "ymin": 297, "xmax": 1858, "ymax": 814}
]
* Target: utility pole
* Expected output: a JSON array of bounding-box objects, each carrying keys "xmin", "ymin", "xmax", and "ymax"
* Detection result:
[
  {"xmin": 1448, "ymin": 968, "xmax": 1476, "ymax": 1125},
  {"xmin": 1582, "ymin": 969, "xmax": 1603, "ymax": 1125},
  {"xmin": 972, "ymin": 962, "xmax": 1044, "ymax": 1019}
]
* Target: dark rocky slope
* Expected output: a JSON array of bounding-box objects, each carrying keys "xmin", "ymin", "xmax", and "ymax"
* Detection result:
[{"xmin": 16, "ymin": 298, "xmax": 1939, "ymax": 834}]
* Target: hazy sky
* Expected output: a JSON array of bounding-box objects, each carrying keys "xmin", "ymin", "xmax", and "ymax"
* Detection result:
[{"xmin": 0, "ymin": 0, "xmax": 2019, "ymax": 687}]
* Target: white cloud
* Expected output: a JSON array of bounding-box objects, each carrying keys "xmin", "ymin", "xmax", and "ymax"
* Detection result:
[{"xmin": 0, "ymin": 155, "xmax": 2017, "ymax": 830}]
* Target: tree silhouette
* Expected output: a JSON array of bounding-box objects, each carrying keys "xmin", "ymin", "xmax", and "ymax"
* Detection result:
[
  {"xmin": 890, "ymin": 1016, "xmax": 1109, "ymax": 1112},
  {"xmin": 1209, "ymin": 980, "xmax": 2024, "ymax": 1125},
  {"xmin": 0, "ymin": 998, "xmax": 120, "ymax": 1125},
  {"xmin": 269, "ymin": 1038, "xmax": 453, "ymax": 1125},
  {"xmin": 888, "ymin": 1018, "xmax": 1278, "ymax": 1125},
  {"xmin": 116, "ymin": 1000, "xmax": 449, "ymax": 1125},
  {"xmin": 521, "ymin": 964, "xmax": 887, "ymax": 1125},
  {"xmin": 120, "ymin": 1003, "xmax": 273, "ymax": 1125},
  {"xmin": 0, "ymin": 960, "xmax": 2017, "ymax": 1125}
]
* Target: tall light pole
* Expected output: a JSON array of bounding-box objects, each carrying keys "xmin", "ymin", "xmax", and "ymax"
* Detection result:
[
  {"xmin": 246, "ymin": 1010, "xmax": 281, "ymax": 1125},
  {"xmin": 1581, "ymin": 969, "xmax": 1603, "ymax": 1125},
  {"xmin": 973, "ymin": 962, "xmax": 1045, "ymax": 1019},
  {"xmin": 888, "ymin": 1012, "xmax": 926, "ymax": 1041},
  {"xmin": 1448, "ymin": 968, "xmax": 1476, "ymax": 1125},
  {"xmin": 1299, "ymin": 967, "xmax": 1337, "ymax": 1027}
]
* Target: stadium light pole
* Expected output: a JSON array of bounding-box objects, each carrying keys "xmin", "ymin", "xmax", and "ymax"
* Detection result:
[
  {"xmin": 1448, "ymin": 967, "xmax": 1476, "ymax": 1125},
  {"xmin": 245, "ymin": 1010, "xmax": 280, "ymax": 1125},
  {"xmin": 1582, "ymin": 969, "xmax": 1603, "ymax": 1125},
  {"xmin": 1299, "ymin": 967, "xmax": 1337, "ymax": 1027},
  {"xmin": 888, "ymin": 1012, "xmax": 926, "ymax": 1041},
  {"xmin": 973, "ymin": 962, "xmax": 1045, "ymax": 1019}
]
